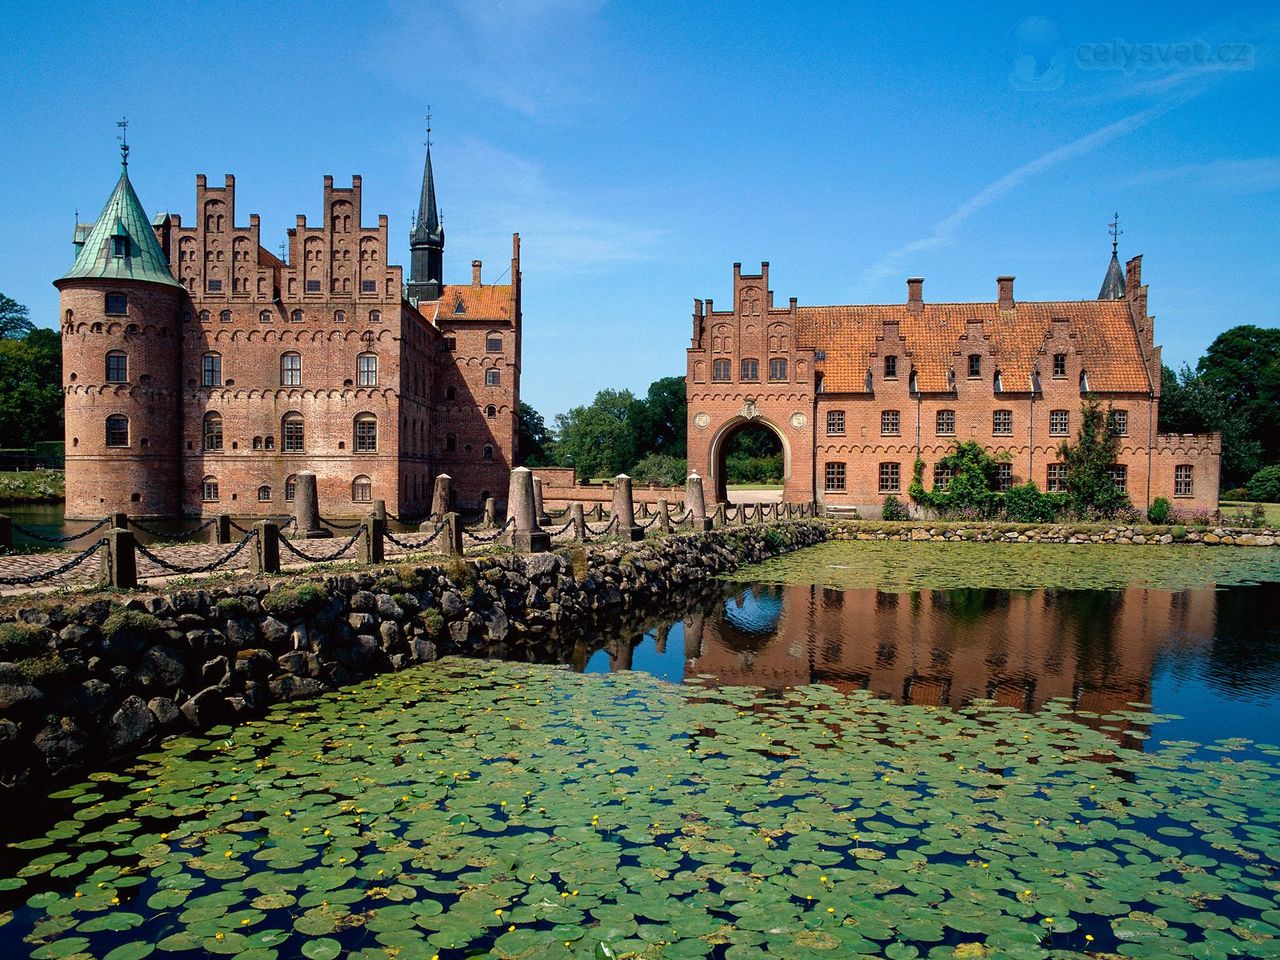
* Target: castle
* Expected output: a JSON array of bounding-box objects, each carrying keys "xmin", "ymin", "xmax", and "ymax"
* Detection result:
[
  {"xmin": 57, "ymin": 140, "xmax": 519, "ymax": 519},
  {"xmin": 686, "ymin": 245, "xmax": 1222, "ymax": 513}
]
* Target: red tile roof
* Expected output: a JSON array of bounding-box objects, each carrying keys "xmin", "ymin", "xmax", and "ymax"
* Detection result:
[
  {"xmin": 436, "ymin": 283, "xmax": 513, "ymax": 321},
  {"xmin": 795, "ymin": 300, "xmax": 1150, "ymax": 394}
]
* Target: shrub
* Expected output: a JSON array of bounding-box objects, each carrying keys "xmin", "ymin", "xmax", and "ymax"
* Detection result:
[
  {"xmin": 1147, "ymin": 497, "xmax": 1172, "ymax": 525},
  {"xmin": 215, "ymin": 596, "xmax": 248, "ymax": 619},
  {"xmin": 882, "ymin": 495, "xmax": 909, "ymax": 521},
  {"xmin": 1246, "ymin": 465, "xmax": 1280, "ymax": 503},
  {"xmin": 629, "ymin": 454, "xmax": 687, "ymax": 488},
  {"xmin": 1057, "ymin": 399, "xmax": 1132, "ymax": 518},
  {"xmin": 1003, "ymin": 482, "xmax": 1062, "ymax": 523},
  {"xmin": 0, "ymin": 622, "xmax": 51, "ymax": 661},
  {"xmin": 16, "ymin": 654, "xmax": 72, "ymax": 685},
  {"xmin": 911, "ymin": 444, "xmax": 1006, "ymax": 519},
  {"xmin": 261, "ymin": 583, "xmax": 326, "ymax": 619},
  {"xmin": 1222, "ymin": 487, "xmax": 1251, "ymax": 502},
  {"xmin": 101, "ymin": 609, "xmax": 162, "ymax": 642},
  {"xmin": 420, "ymin": 607, "xmax": 445, "ymax": 635}
]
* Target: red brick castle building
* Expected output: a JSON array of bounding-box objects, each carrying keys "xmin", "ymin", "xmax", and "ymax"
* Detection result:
[
  {"xmin": 57, "ymin": 139, "xmax": 520, "ymax": 519},
  {"xmin": 686, "ymin": 247, "xmax": 1221, "ymax": 514}
]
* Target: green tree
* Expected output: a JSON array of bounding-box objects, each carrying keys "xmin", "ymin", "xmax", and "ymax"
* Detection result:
[
  {"xmin": 910, "ymin": 441, "xmax": 1005, "ymax": 518},
  {"xmin": 1196, "ymin": 325, "xmax": 1280, "ymax": 466},
  {"xmin": 0, "ymin": 293, "xmax": 34, "ymax": 339},
  {"xmin": 629, "ymin": 376, "xmax": 686, "ymax": 460},
  {"xmin": 1058, "ymin": 398, "xmax": 1131, "ymax": 518},
  {"xmin": 0, "ymin": 327, "xmax": 62, "ymax": 447},
  {"xmin": 1160, "ymin": 363, "xmax": 1261, "ymax": 485},
  {"xmin": 516, "ymin": 401, "xmax": 554, "ymax": 467},
  {"xmin": 552, "ymin": 388, "xmax": 638, "ymax": 481}
]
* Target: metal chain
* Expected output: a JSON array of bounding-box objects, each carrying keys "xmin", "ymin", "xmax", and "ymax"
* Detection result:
[
  {"xmin": 545, "ymin": 517, "xmax": 575, "ymax": 536},
  {"xmin": 135, "ymin": 528, "xmax": 258, "ymax": 576},
  {"xmin": 463, "ymin": 517, "xmax": 514, "ymax": 543},
  {"xmin": 673, "ymin": 510, "xmax": 695, "ymax": 525},
  {"xmin": 639, "ymin": 512, "xmax": 662, "ymax": 529},
  {"xmin": 11, "ymin": 516, "xmax": 111, "ymax": 544},
  {"xmin": 0, "ymin": 538, "xmax": 107, "ymax": 586},
  {"xmin": 128, "ymin": 517, "xmax": 217, "ymax": 540},
  {"xmin": 386, "ymin": 523, "xmax": 446, "ymax": 550},
  {"xmin": 320, "ymin": 518, "xmax": 362, "ymax": 530},
  {"xmin": 585, "ymin": 515, "xmax": 618, "ymax": 536},
  {"xmin": 279, "ymin": 526, "xmax": 365, "ymax": 563}
]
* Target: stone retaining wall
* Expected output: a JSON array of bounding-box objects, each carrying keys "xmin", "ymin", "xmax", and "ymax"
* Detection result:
[
  {"xmin": 0, "ymin": 521, "xmax": 827, "ymax": 786},
  {"xmin": 826, "ymin": 520, "xmax": 1279, "ymax": 546}
]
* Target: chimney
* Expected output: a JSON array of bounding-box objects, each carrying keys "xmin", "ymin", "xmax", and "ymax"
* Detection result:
[
  {"xmin": 997, "ymin": 275, "xmax": 1015, "ymax": 310},
  {"xmin": 471, "ymin": 260, "xmax": 482, "ymax": 284},
  {"xmin": 906, "ymin": 277, "xmax": 923, "ymax": 313}
]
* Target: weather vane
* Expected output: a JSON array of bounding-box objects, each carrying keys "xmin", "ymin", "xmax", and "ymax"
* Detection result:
[
  {"xmin": 117, "ymin": 117, "xmax": 130, "ymax": 168},
  {"xmin": 1108, "ymin": 212, "xmax": 1122, "ymax": 255},
  {"xmin": 424, "ymin": 106, "xmax": 432, "ymax": 150}
]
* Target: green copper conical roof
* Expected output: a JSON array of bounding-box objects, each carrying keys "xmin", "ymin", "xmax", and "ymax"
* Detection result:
[{"xmin": 57, "ymin": 163, "xmax": 182, "ymax": 288}]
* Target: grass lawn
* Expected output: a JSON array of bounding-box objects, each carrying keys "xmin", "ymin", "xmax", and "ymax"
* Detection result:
[
  {"xmin": 1221, "ymin": 500, "xmax": 1280, "ymax": 524},
  {"xmin": 0, "ymin": 469, "xmax": 64, "ymax": 505}
]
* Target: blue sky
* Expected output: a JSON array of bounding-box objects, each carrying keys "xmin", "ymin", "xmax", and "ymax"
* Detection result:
[{"xmin": 2, "ymin": 1, "xmax": 1276, "ymax": 419}]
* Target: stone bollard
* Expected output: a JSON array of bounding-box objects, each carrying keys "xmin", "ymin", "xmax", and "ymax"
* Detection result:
[
  {"xmin": 101, "ymin": 527, "xmax": 137, "ymax": 589},
  {"xmin": 362, "ymin": 514, "xmax": 385, "ymax": 565},
  {"xmin": 0, "ymin": 514, "xmax": 10, "ymax": 551},
  {"xmin": 371, "ymin": 499, "xmax": 387, "ymax": 522},
  {"xmin": 657, "ymin": 498, "xmax": 672, "ymax": 534},
  {"xmin": 588, "ymin": 503, "xmax": 604, "ymax": 523},
  {"xmin": 686, "ymin": 472, "xmax": 712, "ymax": 532},
  {"xmin": 638, "ymin": 501, "xmax": 650, "ymax": 519},
  {"xmin": 429, "ymin": 474, "xmax": 452, "ymax": 522},
  {"xmin": 612, "ymin": 474, "xmax": 644, "ymax": 542},
  {"xmin": 483, "ymin": 497, "xmax": 498, "ymax": 528},
  {"xmin": 506, "ymin": 467, "xmax": 550, "ymax": 553},
  {"xmin": 570, "ymin": 502, "xmax": 587, "ymax": 541},
  {"xmin": 713, "ymin": 503, "xmax": 727, "ymax": 527},
  {"xmin": 443, "ymin": 512, "xmax": 464, "ymax": 556},
  {"xmin": 110, "ymin": 512, "xmax": 129, "ymax": 532},
  {"xmin": 214, "ymin": 514, "xmax": 231, "ymax": 544},
  {"xmin": 533, "ymin": 477, "xmax": 550, "ymax": 525},
  {"xmin": 292, "ymin": 471, "xmax": 331, "ymax": 539},
  {"xmin": 255, "ymin": 520, "xmax": 280, "ymax": 574}
]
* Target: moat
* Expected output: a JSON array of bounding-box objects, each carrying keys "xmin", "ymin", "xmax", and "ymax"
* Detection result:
[{"xmin": 3, "ymin": 541, "xmax": 1280, "ymax": 959}]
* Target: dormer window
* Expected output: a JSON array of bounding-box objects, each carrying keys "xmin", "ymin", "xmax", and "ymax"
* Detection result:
[
  {"xmin": 993, "ymin": 370, "xmax": 1003, "ymax": 393},
  {"xmin": 111, "ymin": 236, "xmax": 128, "ymax": 258},
  {"xmin": 1080, "ymin": 369, "xmax": 1090, "ymax": 392},
  {"xmin": 454, "ymin": 300, "xmax": 466, "ymax": 314},
  {"xmin": 967, "ymin": 354, "xmax": 982, "ymax": 378}
]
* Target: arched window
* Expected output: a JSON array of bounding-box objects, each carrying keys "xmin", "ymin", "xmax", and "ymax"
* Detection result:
[
  {"xmin": 105, "ymin": 415, "xmax": 129, "ymax": 447},
  {"xmin": 485, "ymin": 404, "xmax": 497, "ymax": 418},
  {"xmin": 445, "ymin": 433, "xmax": 457, "ymax": 452},
  {"xmin": 202, "ymin": 352, "xmax": 222, "ymax": 387},
  {"xmin": 202, "ymin": 476, "xmax": 219, "ymax": 502},
  {"xmin": 352, "ymin": 475, "xmax": 372, "ymax": 502},
  {"xmin": 357, "ymin": 353, "xmax": 378, "ymax": 387},
  {"xmin": 291, "ymin": 309, "xmax": 304, "ymax": 323},
  {"xmin": 354, "ymin": 414, "xmax": 377, "ymax": 452},
  {"xmin": 285, "ymin": 475, "xmax": 297, "ymax": 501},
  {"xmin": 369, "ymin": 310, "xmax": 381, "ymax": 324},
  {"xmin": 105, "ymin": 351, "xmax": 128, "ymax": 383},
  {"xmin": 281, "ymin": 352, "xmax": 302, "ymax": 386},
  {"xmin": 483, "ymin": 444, "xmax": 494, "ymax": 461},
  {"xmin": 203, "ymin": 413, "xmax": 223, "ymax": 451},
  {"xmin": 219, "ymin": 309, "xmax": 232, "ymax": 323},
  {"xmin": 486, "ymin": 333, "xmax": 503, "ymax": 353},
  {"xmin": 257, "ymin": 485, "xmax": 272, "ymax": 502},
  {"xmin": 282, "ymin": 413, "xmax": 304, "ymax": 452},
  {"xmin": 259, "ymin": 309, "xmax": 273, "ymax": 324},
  {"xmin": 334, "ymin": 310, "xmax": 346, "ymax": 323}
]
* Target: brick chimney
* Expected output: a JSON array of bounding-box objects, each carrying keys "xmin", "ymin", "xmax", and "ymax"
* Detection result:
[
  {"xmin": 997, "ymin": 275, "xmax": 1015, "ymax": 310},
  {"xmin": 471, "ymin": 260, "xmax": 483, "ymax": 284},
  {"xmin": 906, "ymin": 277, "xmax": 923, "ymax": 313}
]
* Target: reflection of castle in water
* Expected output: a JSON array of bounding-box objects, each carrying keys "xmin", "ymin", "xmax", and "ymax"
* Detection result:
[{"xmin": 597, "ymin": 583, "xmax": 1218, "ymax": 724}]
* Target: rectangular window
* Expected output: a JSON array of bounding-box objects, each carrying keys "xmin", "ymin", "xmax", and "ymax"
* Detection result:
[
  {"xmin": 202, "ymin": 479, "xmax": 219, "ymax": 502},
  {"xmin": 711, "ymin": 359, "xmax": 731, "ymax": 382},
  {"xmin": 1174, "ymin": 464, "xmax": 1194, "ymax": 497},
  {"xmin": 933, "ymin": 464, "xmax": 952, "ymax": 491},
  {"xmin": 1053, "ymin": 353, "xmax": 1067, "ymax": 378},
  {"xmin": 486, "ymin": 336, "xmax": 503, "ymax": 353},
  {"xmin": 1108, "ymin": 409, "xmax": 1128, "ymax": 436},
  {"xmin": 884, "ymin": 355, "xmax": 898, "ymax": 379},
  {"xmin": 824, "ymin": 462, "xmax": 846, "ymax": 492},
  {"xmin": 305, "ymin": 279, "xmax": 321, "ymax": 293},
  {"xmin": 879, "ymin": 462, "xmax": 900, "ymax": 493},
  {"xmin": 1049, "ymin": 409, "xmax": 1069, "ymax": 436},
  {"xmin": 202, "ymin": 354, "xmax": 222, "ymax": 387},
  {"xmin": 353, "ymin": 478, "xmax": 372, "ymax": 502},
  {"xmin": 105, "ymin": 416, "xmax": 129, "ymax": 448},
  {"xmin": 935, "ymin": 409, "xmax": 955, "ymax": 436},
  {"xmin": 1108, "ymin": 464, "xmax": 1128, "ymax": 491},
  {"xmin": 206, "ymin": 279, "xmax": 222, "ymax": 292},
  {"xmin": 881, "ymin": 410, "xmax": 900, "ymax": 436},
  {"xmin": 968, "ymin": 354, "xmax": 982, "ymax": 378},
  {"xmin": 361, "ymin": 280, "xmax": 377, "ymax": 293},
  {"xmin": 442, "ymin": 337, "xmax": 456, "ymax": 351},
  {"xmin": 992, "ymin": 409, "xmax": 1013, "ymax": 435},
  {"xmin": 283, "ymin": 419, "xmax": 304, "ymax": 452},
  {"xmin": 281, "ymin": 353, "xmax": 301, "ymax": 386},
  {"xmin": 357, "ymin": 354, "xmax": 378, "ymax": 387},
  {"xmin": 104, "ymin": 293, "xmax": 128, "ymax": 315},
  {"xmin": 769, "ymin": 358, "xmax": 788, "ymax": 381},
  {"xmin": 485, "ymin": 368, "xmax": 501, "ymax": 387},
  {"xmin": 106, "ymin": 353, "xmax": 127, "ymax": 383},
  {"xmin": 740, "ymin": 358, "xmax": 759, "ymax": 382},
  {"xmin": 355, "ymin": 419, "xmax": 377, "ymax": 452},
  {"xmin": 1047, "ymin": 463, "xmax": 1067, "ymax": 493},
  {"xmin": 826, "ymin": 410, "xmax": 845, "ymax": 436},
  {"xmin": 996, "ymin": 463, "xmax": 1013, "ymax": 492}
]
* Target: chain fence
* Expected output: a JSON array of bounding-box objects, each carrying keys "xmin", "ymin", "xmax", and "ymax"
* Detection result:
[
  {"xmin": 128, "ymin": 517, "xmax": 218, "ymax": 541},
  {"xmin": 386, "ymin": 522, "xmax": 447, "ymax": 551},
  {"xmin": 279, "ymin": 526, "xmax": 365, "ymax": 563},
  {"xmin": 0, "ymin": 538, "xmax": 107, "ymax": 587},
  {"xmin": 462, "ymin": 517, "xmax": 515, "ymax": 544},
  {"xmin": 10, "ymin": 516, "xmax": 111, "ymax": 545},
  {"xmin": 135, "ymin": 528, "xmax": 259, "ymax": 576}
]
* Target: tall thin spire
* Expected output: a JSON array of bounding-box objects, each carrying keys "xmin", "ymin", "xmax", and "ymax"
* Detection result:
[
  {"xmin": 408, "ymin": 109, "xmax": 445, "ymax": 302},
  {"xmin": 1098, "ymin": 212, "xmax": 1126, "ymax": 300}
]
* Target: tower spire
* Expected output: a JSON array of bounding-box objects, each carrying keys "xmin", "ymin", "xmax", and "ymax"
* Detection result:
[
  {"xmin": 1098, "ymin": 211, "xmax": 1126, "ymax": 300},
  {"xmin": 408, "ymin": 108, "xmax": 445, "ymax": 303}
]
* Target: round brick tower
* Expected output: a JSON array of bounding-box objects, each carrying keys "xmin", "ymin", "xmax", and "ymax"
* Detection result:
[{"xmin": 55, "ymin": 157, "xmax": 186, "ymax": 519}]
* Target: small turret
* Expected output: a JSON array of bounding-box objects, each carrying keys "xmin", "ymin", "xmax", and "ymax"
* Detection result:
[{"xmin": 1098, "ymin": 212, "xmax": 1127, "ymax": 300}]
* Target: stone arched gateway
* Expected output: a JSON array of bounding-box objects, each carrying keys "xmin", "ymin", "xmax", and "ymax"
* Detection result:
[{"xmin": 706, "ymin": 411, "xmax": 792, "ymax": 505}]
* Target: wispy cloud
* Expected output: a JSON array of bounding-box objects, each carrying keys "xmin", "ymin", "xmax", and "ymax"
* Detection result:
[
  {"xmin": 858, "ymin": 95, "xmax": 1195, "ymax": 286},
  {"xmin": 1115, "ymin": 155, "xmax": 1280, "ymax": 193}
]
